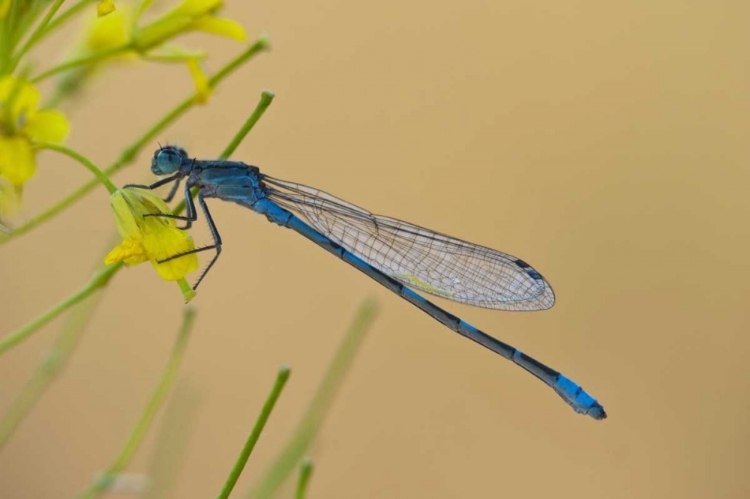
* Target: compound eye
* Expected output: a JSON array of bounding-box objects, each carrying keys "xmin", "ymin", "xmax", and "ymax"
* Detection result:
[{"xmin": 152, "ymin": 146, "xmax": 186, "ymax": 175}]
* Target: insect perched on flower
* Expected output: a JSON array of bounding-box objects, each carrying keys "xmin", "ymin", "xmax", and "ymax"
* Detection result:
[{"xmin": 105, "ymin": 187, "xmax": 199, "ymax": 301}]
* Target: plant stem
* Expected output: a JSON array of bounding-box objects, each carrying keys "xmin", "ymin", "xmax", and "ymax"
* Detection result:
[
  {"xmin": 211, "ymin": 36, "xmax": 270, "ymax": 88},
  {"xmin": 0, "ymin": 263, "xmax": 121, "ymax": 356},
  {"xmin": 0, "ymin": 37, "xmax": 270, "ymax": 245},
  {"xmin": 171, "ymin": 88, "xmax": 275, "ymax": 216},
  {"xmin": 248, "ymin": 300, "xmax": 379, "ymax": 499},
  {"xmin": 217, "ymin": 366, "xmax": 291, "ymax": 499},
  {"xmin": 143, "ymin": 381, "xmax": 202, "ymax": 499},
  {"xmin": 0, "ymin": 274, "xmax": 108, "ymax": 450},
  {"xmin": 220, "ymin": 90, "xmax": 275, "ymax": 160},
  {"xmin": 31, "ymin": 44, "xmax": 131, "ymax": 83},
  {"xmin": 39, "ymin": 0, "xmax": 92, "ymax": 41},
  {"xmin": 295, "ymin": 460, "xmax": 314, "ymax": 499},
  {"xmin": 37, "ymin": 142, "xmax": 118, "ymax": 193},
  {"xmin": 9, "ymin": 0, "xmax": 66, "ymax": 72},
  {"xmin": 76, "ymin": 307, "xmax": 197, "ymax": 499}
]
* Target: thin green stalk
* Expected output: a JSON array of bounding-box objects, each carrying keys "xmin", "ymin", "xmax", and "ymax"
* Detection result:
[
  {"xmin": 295, "ymin": 460, "xmax": 314, "ymax": 499},
  {"xmin": 0, "ymin": 263, "xmax": 121, "ymax": 356},
  {"xmin": 0, "ymin": 272, "xmax": 108, "ymax": 450},
  {"xmin": 249, "ymin": 300, "xmax": 379, "ymax": 499},
  {"xmin": 77, "ymin": 307, "xmax": 197, "ymax": 499},
  {"xmin": 2, "ymin": 0, "xmax": 28, "ymax": 52},
  {"xmin": 43, "ymin": 0, "xmax": 94, "ymax": 36},
  {"xmin": 133, "ymin": 0, "xmax": 157, "ymax": 28},
  {"xmin": 10, "ymin": 0, "xmax": 66, "ymax": 71},
  {"xmin": 172, "ymin": 88, "xmax": 275, "ymax": 216},
  {"xmin": 143, "ymin": 381, "xmax": 202, "ymax": 499},
  {"xmin": 0, "ymin": 37, "xmax": 270, "ymax": 245},
  {"xmin": 211, "ymin": 35, "xmax": 270, "ymax": 86},
  {"xmin": 31, "ymin": 44, "xmax": 131, "ymax": 83},
  {"xmin": 219, "ymin": 90, "xmax": 275, "ymax": 160},
  {"xmin": 37, "ymin": 142, "xmax": 117, "ymax": 193},
  {"xmin": 217, "ymin": 366, "xmax": 292, "ymax": 499}
]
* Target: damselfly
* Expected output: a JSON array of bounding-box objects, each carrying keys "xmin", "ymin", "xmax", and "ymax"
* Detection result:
[{"xmin": 134, "ymin": 146, "xmax": 606, "ymax": 420}]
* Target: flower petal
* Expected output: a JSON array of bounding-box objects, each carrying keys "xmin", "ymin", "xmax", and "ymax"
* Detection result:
[
  {"xmin": 110, "ymin": 187, "xmax": 175, "ymax": 239},
  {"xmin": 0, "ymin": 136, "xmax": 36, "ymax": 186},
  {"xmin": 186, "ymin": 58, "xmax": 211, "ymax": 103},
  {"xmin": 143, "ymin": 228, "xmax": 199, "ymax": 281},
  {"xmin": 191, "ymin": 16, "xmax": 246, "ymax": 41},
  {"xmin": 13, "ymin": 80, "xmax": 41, "ymax": 113},
  {"xmin": 104, "ymin": 238, "xmax": 149, "ymax": 266},
  {"xmin": 174, "ymin": 0, "xmax": 223, "ymax": 17},
  {"xmin": 106, "ymin": 187, "xmax": 198, "ymax": 282},
  {"xmin": 24, "ymin": 109, "xmax": 70, "ymax": 143},
  {"xmin": 0, "ymin": 77, "xmax": 42, "ymax": 132},
  {"xmin": 110, "ymin": 189, "xmax": 143, "ymax": 238}
]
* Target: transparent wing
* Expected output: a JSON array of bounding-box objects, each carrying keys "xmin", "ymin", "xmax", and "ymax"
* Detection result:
[{"xmin": 262, "ymin": 176, "xmax": 555, "ymax": 311}]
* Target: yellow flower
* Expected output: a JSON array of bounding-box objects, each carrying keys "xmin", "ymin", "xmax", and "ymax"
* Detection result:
[
  {"xmin": 0, "ymin": 77, "xmax": 69, "ymax": 187},
  {"xmin": 104, "ymin": 187, "xmax": 199, "ymax": 301},
  {"xmin": 65, "ymin": 0, "xmax": 244, "ymax": 102},
  {"xmin": 132, "ymin": 0, "xmax": 246, "ymax": 52},
  {"xmin": 97, "ymin": 0, "xmax": 116, "ymax": 17}
]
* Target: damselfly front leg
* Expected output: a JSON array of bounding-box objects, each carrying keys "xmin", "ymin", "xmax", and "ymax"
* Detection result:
[
  {"xmin": 144, "ymin": 182, "xmax": 223, "ymax": 290},
  {"xmin": 125, "ymin": 174, "xmax": 187, "ymax": 226}
]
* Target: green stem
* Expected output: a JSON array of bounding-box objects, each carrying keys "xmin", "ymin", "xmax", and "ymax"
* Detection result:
[
  {"xmin": 133, "ymin": 0, "xmax": 158, "ymax": 27},
  {"xmin": 219, "ymin": 90, "xmax": 275, "ymax": 160},
  {"xmin": 39, "ymin": 0, "xmax": 93, "ymax": 42},
  {"xmin": 217, "ymin": 366, "xmax": 291, "ymax": 499},
  {"xmin": 295, "ymin": 460, "xmax": 314, "ymax": 499},
  {"xmin": 143, "ymin": 381, "xmax": 202, "ymax": 499},
  {"xmin": 31, "ymin": 44, "xmax": 131, "ymax": 83},
  {"xmin": 0, "ymin": 265, "xmax": 109, "ymax": 450},
  {"xmin": 210, "ymin": 36, "xmax": 270, "ymax": 87},
  {"xmin": 140, "ymin": 52, "xmax": 208, "ymax": 64},
  {"xmin": 248, "ymin": 300, "xmax": 379, "ymax": 499},
  {"xmin": 0, "ymin": 263, "xmax": 121, "ymax": 356},
  {"xmin": 77, "ymin": 307, "xmax": 197, "ymax": 499},
  {"xmin": 0, "ymin": 37, "xmax": 270, "ymax": 246},
  {"xmin": 171, "ymin": 88, "xmax": 275, "ymax": 216},
  {"xmin": 37, "ymin": 142, "xmax": 118, "ymax": 193},
  {"xmin": 9, "ymin": 0, "xmax": 66, "ymax": 72}
]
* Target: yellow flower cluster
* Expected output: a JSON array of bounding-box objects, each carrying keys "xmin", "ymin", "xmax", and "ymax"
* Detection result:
[
  {"xmin": 1, "ymin": 0, "xmax": 253, "ymax": 297},
  {"xmin": 74, "ymin": 0, "xmax": 246, "ymax": 102}
]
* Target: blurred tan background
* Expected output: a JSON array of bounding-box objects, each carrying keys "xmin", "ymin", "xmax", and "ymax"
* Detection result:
[{"xmin": 1, "ymin": 1, "xmax": 749, "ymax": 497}]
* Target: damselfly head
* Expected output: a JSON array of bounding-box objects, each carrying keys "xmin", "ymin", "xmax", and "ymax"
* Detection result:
[{"xmin": 152, "ymin": 146, "xmax": 188, "ymax": 175}]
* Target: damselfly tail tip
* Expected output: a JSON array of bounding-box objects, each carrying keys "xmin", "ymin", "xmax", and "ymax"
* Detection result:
[{"xmin": 588, "ymin": 404, "xmax": 607, "ymax": 420}]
